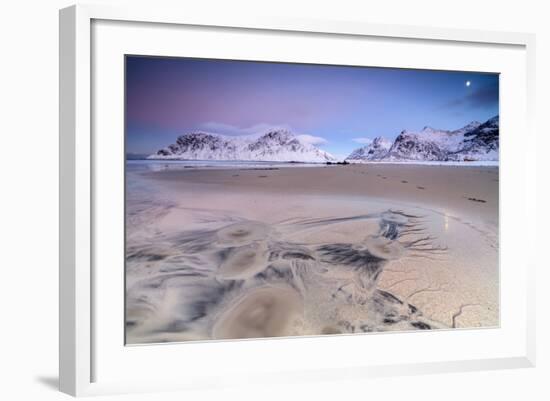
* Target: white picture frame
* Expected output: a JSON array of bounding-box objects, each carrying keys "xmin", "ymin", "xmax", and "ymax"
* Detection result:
[{"xmin": 59, "ymin": 4, "xmax": 536, "ymax": 397}]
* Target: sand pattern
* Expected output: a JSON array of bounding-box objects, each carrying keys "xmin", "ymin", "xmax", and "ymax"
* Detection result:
[
  {"xmin": 127, "ymin": 205, "xmax": 450, "ymax": 343},
  {"xmin": 125, "ymin": 164, "xmax": 498, "ymax": 344}
]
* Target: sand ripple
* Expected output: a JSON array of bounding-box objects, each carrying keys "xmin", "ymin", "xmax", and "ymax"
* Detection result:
[
  {"xmin": 216, "ymin": 221, "xmax": 271, "ymax": 246},
  {"xmin": 125, "ymin": 207, "xmax": 455, "ymax": 343},
  {"xmin": 213, "ymin": 286, "xmax": 303, "ymax": 339},
  {"xmin": 364, "ymin": 236, "xmax": 405, "ymax": 260},
  {"xmin": 217, "ymin": 242, "xmax": 269, "ymax": 280}
]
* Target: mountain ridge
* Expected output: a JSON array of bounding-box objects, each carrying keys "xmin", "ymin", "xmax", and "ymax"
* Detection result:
[
  {"xmin": 346, "ymin": 115, "xmax": 499, "ymax": 163},
  {"xmin": 148, "ymin": 129, "xmax": 337, "ymax": 163},
  {"xmin": 145, "ymin": 116, "xmax": 499, "ymax": 164}
]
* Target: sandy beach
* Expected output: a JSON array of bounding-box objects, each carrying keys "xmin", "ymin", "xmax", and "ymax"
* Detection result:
[{"xmin": 125, "ymin": 162, "xmax": 499, "ymax": 344}]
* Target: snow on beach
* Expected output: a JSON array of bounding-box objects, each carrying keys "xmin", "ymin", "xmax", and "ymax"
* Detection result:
[{"xmin": 346, "ymin": 160, "xmax": 499, "ymax": 167}]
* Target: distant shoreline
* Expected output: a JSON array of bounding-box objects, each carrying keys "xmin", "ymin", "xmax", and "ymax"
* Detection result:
[
  {"xmin": 127, "ymin": 158, "xmax": 499, "ymax": 168},
  {"xmin": 344, "ymin": 160, "xmax": 499, "ymax": 167}
]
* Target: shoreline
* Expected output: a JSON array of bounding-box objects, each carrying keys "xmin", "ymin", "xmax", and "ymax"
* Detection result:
[{"xmin": 129, "ymin": 159, "xmax": 499, "ymax": 168}]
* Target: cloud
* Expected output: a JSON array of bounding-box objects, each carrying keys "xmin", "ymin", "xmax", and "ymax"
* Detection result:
[
  {"xmin": 199, "ymin": 122, "xmax": 245, "ymax": 136},
  {"xmin": 352, "ymin": 137, "xmax": 373, "ymax": 145},
  {"xmin": 296, "ymin": 134, "xmax": 328, "ymax": 145},
  {"xmin": 200, "ymin": 122, "xmax": 329, "ymax": 146},
  {"xmin": 199, "ymin": 122, "xmax": 291, "ymax": 136},
  {"xmin": 199, "ymin": 122, "xmax": 329, "ymax": 147}
]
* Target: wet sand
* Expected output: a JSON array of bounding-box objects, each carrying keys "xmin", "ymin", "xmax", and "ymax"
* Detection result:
[
  {"xmin": 125, "ymin": 163, "xmax": 499, "ymax": 344},
  {"xmin": 148, "ymin": 164, "xmax": 498, "ymax": 222}
]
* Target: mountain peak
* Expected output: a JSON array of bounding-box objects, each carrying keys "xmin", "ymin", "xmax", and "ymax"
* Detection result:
[
  {"xmin": 346, "ymin": 136, "xmax": 392, "ymax": 162},
  {"xmin": 453, "ymin": 121, "xmax": 481, "ymax": 133},
  {"xmin": 465, "ymin": 120, "xmax": 482, "ymax": 128},
  {"xmin": 177, "ymin": 131, "xmax": 216, "ymax": 139},
  {"xmin": 372, "ymin": 136, "xmax": 391, "ymax": 145},
  {"xmin": 486, "ymin": 115, "xmax": 499, "ymax": 125},
  {"xmin": 258, "ymin": 129, "xmax": 295, "ymax": 143},
  {"xmin": 263, "ymin": 129, "xmax": 292, "ymax": 136}
]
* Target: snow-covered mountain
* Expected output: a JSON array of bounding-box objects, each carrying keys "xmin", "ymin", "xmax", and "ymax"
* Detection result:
[
  {"xmin": 346, "ymin": 116, "xmax": 499, "ymax": 163},
  {"xmin": 148, "ymin": 130, "xmax": 336, "ymax": 163},
  {"xmin": 448, "ymin": 116, "xmax": 499, "ymax": 161},
  {"xmin": 346, "ymin": 137, "xmax": 392, "ymax": 161}
]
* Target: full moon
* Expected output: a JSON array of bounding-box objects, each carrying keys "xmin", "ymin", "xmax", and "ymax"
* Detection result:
[{"xmin": 466, "ymin": 80, "xmax": 471, "ymax": 87}]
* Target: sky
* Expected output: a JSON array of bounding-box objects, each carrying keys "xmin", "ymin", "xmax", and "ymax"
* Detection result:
[{"xmin": 126, "ymin": 56, "xmax": 499, "ymax": 159}]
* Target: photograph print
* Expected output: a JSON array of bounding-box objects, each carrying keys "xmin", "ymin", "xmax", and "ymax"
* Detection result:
[{"xmin": 125, "ymin": 56, "xmax": 499, "ymax": 344}]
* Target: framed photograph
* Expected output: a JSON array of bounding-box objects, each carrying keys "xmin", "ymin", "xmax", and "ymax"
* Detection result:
[{"xmin": 59, "ymin": 4, "xmax": 536, "ymax": 396}]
